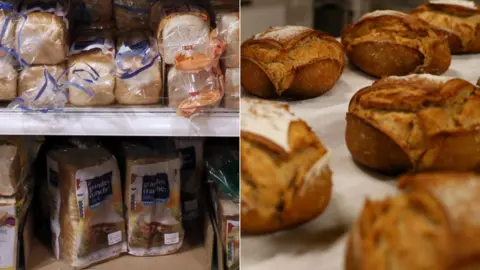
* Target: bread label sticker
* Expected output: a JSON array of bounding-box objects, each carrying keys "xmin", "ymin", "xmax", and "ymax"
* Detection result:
[
  {"xmin": 107, "ymin": 231, "xmax": 122, "ymax": 246},
  {"xmin": 226, "ymin": 220, "xmax": 240, "ymax": 268},
  {"xmin": 164, "ymin": 232, "xmax": 180, "ymax": 245},
  {"xmin": 0, "ymin": 206, "xmax": 15, "ymax": 269},
  {"xmin": 141, "ymin": 173, "xmax": 170, "ymax": 205}
]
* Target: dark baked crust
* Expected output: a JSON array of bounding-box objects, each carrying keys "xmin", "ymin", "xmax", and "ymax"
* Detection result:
[
  {"xmin": 341, "ymin": 11, "xmax": 451, "ymax": 78},
  {"xmin": 347, "ymin": 172, "xmax": 480, "ymax": 270},
  {"xmin": 241, "ymin": 26, "xmax": 345, "ymax": 100},
  {"xmin": 346, "ymin": 75, "xmax": 480, "ymax": 173},
  {"xmin": 411, "ymin": 3, "xmax": 480, "ymax": 54}
]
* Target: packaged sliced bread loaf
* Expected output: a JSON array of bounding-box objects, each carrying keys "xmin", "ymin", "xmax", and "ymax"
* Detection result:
[
  {"xmin": 115, "ymin": 31, "xmax": 162, "ymax": 105},
  {"xmin": 0, "ymin": 4, "xmax": 18, "ymax": 58},
  {"xmin": 46, "ymin": 146, "xmax": 127, "ymax": 268},
  {"xmin": 241, "ymin": 98, "xmax": 333, "ymax": 234},
  {"xmin": 121, "ymin": 141, "xmax": 183, "ymax": 256},
  {"xmin": 68, "ymin": 31, "xmax": 116, "ymax": 106},
  {"xmin": 156, "ymin": 4, "xmax": 211, "ymax": 65},
  {"xmin": 16, "ymin": 1, "xmax": 68, "ymax": 65},
  {"xmin": 0, "ymin": 56, "xmax": 17, "ymax": 101},
  {"xmin": 224, "ymin": 68, "xmax": 239, "ymax": 110},
  {"xmin": 346, "ymin": 74, "xmax": 480, "ymax": 174},
  {"xmin": 17, "ymin": 64, "xmax": 67, "ymax": 110},
  {"xmin": 216, "ymin": 12, "xmax": 239, "ymax": 68},
  {"xmin": 174, "ymin": 138, "xmax": 204, "ymax": 222}
]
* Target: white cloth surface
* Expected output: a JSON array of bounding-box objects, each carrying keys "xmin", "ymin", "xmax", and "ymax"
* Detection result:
[{"xmin": 241, "ymin": 55, "xmax": 480, "ymax": 270}]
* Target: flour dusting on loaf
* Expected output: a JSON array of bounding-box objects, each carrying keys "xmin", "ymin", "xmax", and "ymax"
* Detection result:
[
  {"xmin": 429, "ymin": 0, "xmax": 477, "ymax": 9},
  {"xmin": 241, "ymin": 98, "xmax": 299, "ymax": 152},
  {"xmin": 360, "ymin": 10, "xmax": 408, "ymax": 21},
  {"xmin": 302, "ymin": 149, "xmax": 331, "ymax": 194},
  {"xmin": 386, "ymin": 74, "xmax": 453, "ymax": 83},
  {"xmin": 253, "ymin": 26, "xmax": 311, "ymax": 42}
]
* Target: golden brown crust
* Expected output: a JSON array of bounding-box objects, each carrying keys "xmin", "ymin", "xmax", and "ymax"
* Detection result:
[
  {"xmin": 411, "ymin": 3, "xmax": 480, "ymax": 54},
  {"xmin": 241, "ymin": 26, "xmax": 345, "ymax": 100},
  {"xmin": 241, "ymin": 100, "xmax": 332, "ymax": 234},
  {"xmin": 342, "ymin": 11, "xmax": 451, "ymax": 77},
  {"xmin": 346, "ymin": 75, "xmax": 480, "ymax": 173}
]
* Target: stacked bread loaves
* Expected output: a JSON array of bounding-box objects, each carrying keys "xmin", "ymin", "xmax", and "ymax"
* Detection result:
[
  {"xmin": 346, "ymin": 74, "xmax": 480, "ymax": 174},
  {"xmin": 342, "ymin": 10, "xmax": 451, "ymax": 77},
  {"xmin": 242, "ymin": 26, "xmax": 345, "ymax": 100},
  {"xmin": 347, "ymin": 172, "xmax": 480, "ymax": 270},
  {"xmin": 411, "ymin": 0, "xmax": 480, "ymax": 54},
  {"xmin": 241, "ymin": 98, "xmax": 332, "ymax": 234}
]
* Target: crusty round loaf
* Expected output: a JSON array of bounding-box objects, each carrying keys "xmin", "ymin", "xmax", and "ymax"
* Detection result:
[
  {"xmin": 411, "ymin": 1, "xmax": 480, "ymax": 54},
  {"xmin": 241, "ymin": 26, "xmax": 345, "ymax": 100},
  {"xmin": 342, "ymin": 10, "xmax": 451, "ymax": 78},
  {"xmin": 346, "ymin": 172, "xmax": 480, "ymax": 270},
  {"xmin": 241, "ymin": 98, "xmax": 332, "ymax": 234},
  {"xmin": 346, "ymin": 74, "xmax": 480, "ymax": 174}
]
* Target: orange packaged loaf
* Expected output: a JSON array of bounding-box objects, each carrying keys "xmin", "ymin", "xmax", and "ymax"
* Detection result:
[
  {"xmin": 342, "ymin": 10, "xmax": 451, "ymax": 78},
  {"xmin": 241, "ymin": 26, "xmax": 345, "ymax": 100},
  {"xmin": 241, "ymin": 98, "xmax": 332, "ymax": 234},
  {"xmin": 346, "ymin": 74, "xmax": 480, "ymax": 174},
  {"xmin": 411, "ymin": 0, "xmax": 480, "ymax": 54},
  {"xmin": 346, "ymin": 172, "xmax": 480, "ymax": 270}
]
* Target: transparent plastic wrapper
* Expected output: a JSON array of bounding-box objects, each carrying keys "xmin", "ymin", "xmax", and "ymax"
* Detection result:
[
  {"xmin": 174, "ymin": 138, "xmax": 204, "ymax": 222},
  {"xmin": 16, "ymin": 1, "xmax": 69, "ymax": 65},
  {"xmin": 115, "ymin": 31, "xmax": 162, "ymax": 105},
  {"xmin": 46, "ymin": 146, "xmax": 127, "ymax": 269},
  {"xmin": 9, "ymin": 64, "xmax": 68, "ymax": 111},
  {"xmin": 0, "ymin": 1, "xmax": 20, "ymax": 58},
  {"xmin": 167, "ymin": 66, "xmax": 224, "ymax": 117},
  {"xmin": 68, "ymin": 31, "xmax": 116, "ymax": 106},
  {"xmin": 0, "ymin": 56, "xmax": 17, "ymax": 101},
  {"xmin": 72, "ymin": 0, "xmax": 113, "ymax": 24},
  {"xmin": 224, "ymin": 68, "xmax": 239, "ymax": 110},
  {"xmin": 121, "ymin": 141, "xmax": 184, "ymax": 256},
  {"xmin": 113, "ymin": 0, "xmax": 154, "ymax": 31},
  {"xmin": 216, "ymin": 12, "xmax": 239, "ymax": 68},
  {"xmin": 156, "ymin": 4, "xmax": 211, "ymax": 65}
]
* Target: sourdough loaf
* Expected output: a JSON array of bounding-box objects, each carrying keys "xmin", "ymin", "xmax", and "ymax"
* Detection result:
[
  {"xmin": 241, "ymin": 98, "xmax": 332, "ymax": 234},
  {"xmin": 346, "ymin": 74, "xmax": 480, "ymax": 174},
  {"xmin": 242, "ymin": 26, "xmax": 345, "ymax": 99},
  {"xmin": 346, "ymin": 172, "xmax": 480, "ymax": 270},
  {"xmin": 342, "ymin": 10, "xmax": 451, "ymax": 77},
  {"xmin": 411, "ymin": 0, "xmax": 480, "ymax": 54}
]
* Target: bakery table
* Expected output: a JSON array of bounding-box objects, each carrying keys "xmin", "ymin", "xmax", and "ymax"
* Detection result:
[{"xmin": 240, "ymin": 54, "xmax": 480, "ymax": 270}]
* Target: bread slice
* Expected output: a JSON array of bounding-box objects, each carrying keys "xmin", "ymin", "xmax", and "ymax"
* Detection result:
[
  {"xmin": 346, "ymin": 74, "xmax": 480, "ymax": 174},
  {"xmin": 241, "ymin": 98, "xmax": 332, "ymax": 234}
]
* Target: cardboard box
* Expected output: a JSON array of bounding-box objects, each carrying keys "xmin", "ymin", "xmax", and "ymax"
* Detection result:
[{"xmin": 23, "ymin": 207, "xmax": 215, "ymax": 270}]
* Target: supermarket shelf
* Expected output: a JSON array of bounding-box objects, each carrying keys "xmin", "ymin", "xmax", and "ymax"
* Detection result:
[{"xmin": 0, "ymin": 107, "xmax": 239, "ymax": 137}]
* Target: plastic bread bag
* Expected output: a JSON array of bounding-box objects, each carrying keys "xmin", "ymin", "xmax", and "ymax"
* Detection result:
[
  {"xmin": 0, "ymin": 55, "xmax": 17, "ymax": 101},
  {"xmin": 16, "ymin": 0, "xmax": 69, "ymax": 65},
  {"xmin": 46, "ymin": 146, "xmax": 127, "ymax": 268},
  {"xmin": 9, "ymin": 64, "xmax": 68, "ymax": 112},
  {"xmin": 115, "ymin": 31, "xmax": 163, "ymax": 105},
  {"xmin": 167, "ymin": 66, "xmax": 225, "ymax": 117},
  {"xmin": 67, "ymin": 30, "xmax": 116, "ymax": 106},
  {"xmin": 120, "ymin": 140, "xmax": 184, "ymax": 256},
  {"xmin": 216, "ymin": 12, "xmax": 239, "ymax": 68},
  {"xmin": 113, "ymin": 0, "xmax": 155, "ymax": 31},
  {"xmin": 71, "ymin": 0, "xmax": 112, "ymax": 24},
  {"xmin": 0, "ymin": 1, "xmax": 20, "ymax": 58},
  {"xmin": 155, "ymin": 3, "xmax": 211, "ymax": 65},
  {"xmin": 224, "ymin": 68, "xmax": 239, "ymax": 110}
]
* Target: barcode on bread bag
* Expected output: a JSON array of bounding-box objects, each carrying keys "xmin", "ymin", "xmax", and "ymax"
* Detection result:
[
  {"xmin": 108, "ymin": 231, "xmax": 122, "ymax": 246},
  {"xmin": 164, "ymin": 232, "xmax": 179, "ymax": 245}
]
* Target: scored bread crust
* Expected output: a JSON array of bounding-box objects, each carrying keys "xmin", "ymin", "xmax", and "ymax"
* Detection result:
[
  {"xmin": 341, "ymin": 11, "xmax": 451, "ymax": 78},
  {"xmin": 241, "ymin": 26, "xmax": 345, "ymax": 100},
  {"xmin": 241, "ymin": 98, "xmax": 332, "ymax": 234},
  {"xmin": 346, "ymin": 172, "xmax": 480, "ymax": 270},
  {"xmin": 411, "ymin": 3, "xmax": 480, "ymax": 54},
  {"xmin": 346, "ymin": 74, "xmax": 480, "ymax": 174}
]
